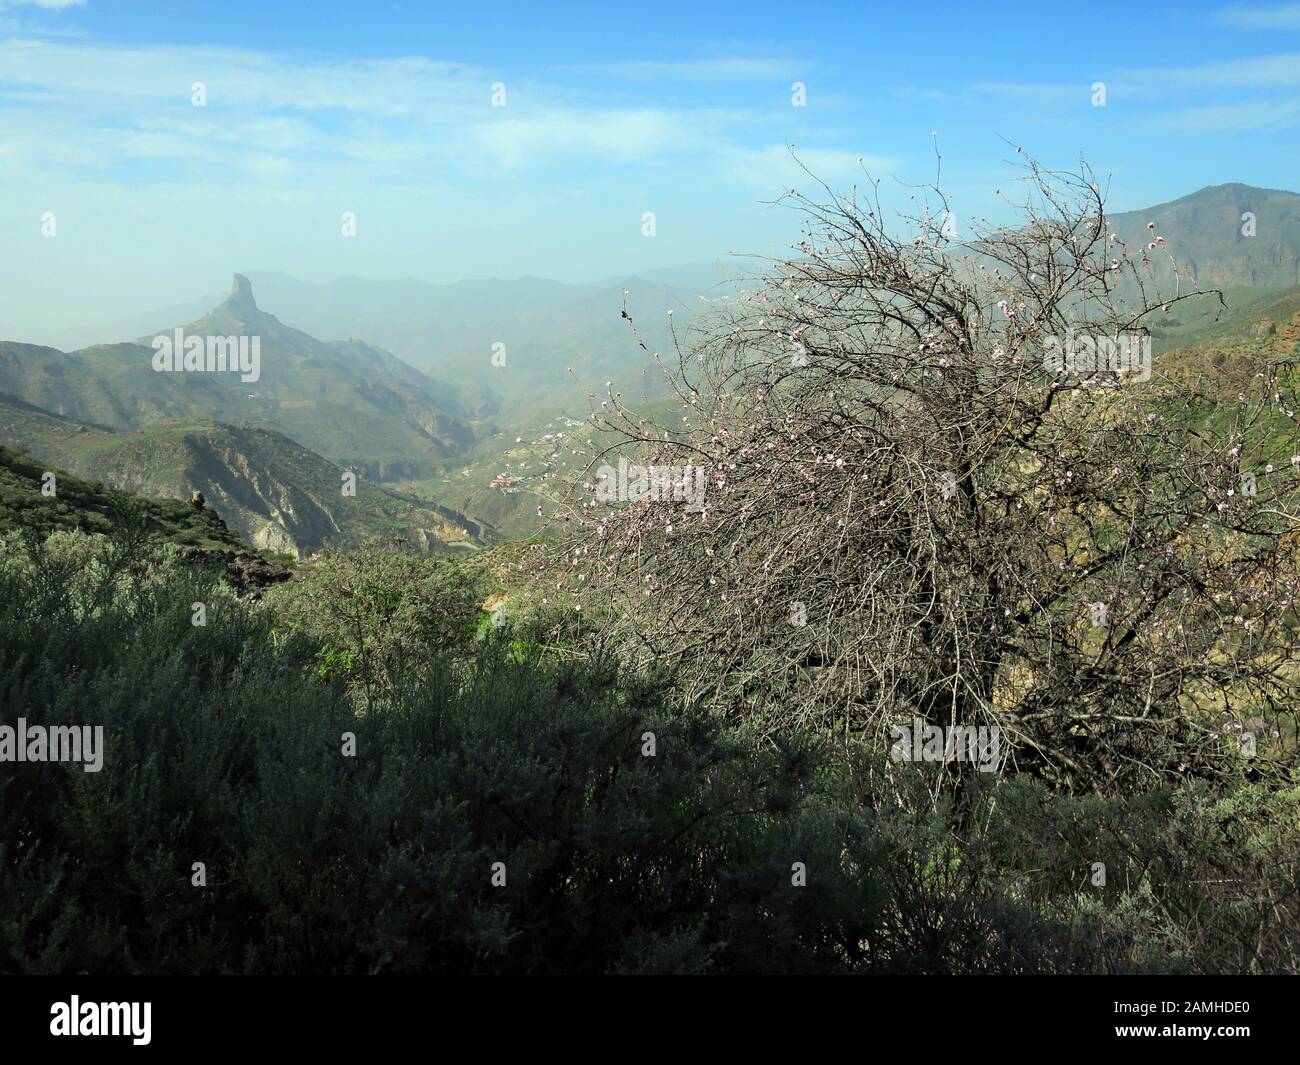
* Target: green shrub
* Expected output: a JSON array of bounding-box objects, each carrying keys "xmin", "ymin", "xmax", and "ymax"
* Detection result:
[{"xmin": 1, "ymin": 533, "xmax": 1296, "ymax": 974}]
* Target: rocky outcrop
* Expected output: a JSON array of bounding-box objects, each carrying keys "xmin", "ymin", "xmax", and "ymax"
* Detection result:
[{"xmin": 178, "ymin": 545, "xmax": 293, "ymax": 598}]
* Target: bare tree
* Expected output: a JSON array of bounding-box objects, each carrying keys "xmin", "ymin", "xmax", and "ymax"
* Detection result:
[{"xmin": 548, "ymin": 157, "xmax": 1300, "ymax": 794}]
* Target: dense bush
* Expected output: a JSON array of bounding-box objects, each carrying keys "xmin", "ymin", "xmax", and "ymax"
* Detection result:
[
  {"xmin": 1, "ymin": 532, "xmax": 1296, "ymax": 973},
  {"xmin": 264, "ymin": 540, "xmax": 486, "ymax": 703}
]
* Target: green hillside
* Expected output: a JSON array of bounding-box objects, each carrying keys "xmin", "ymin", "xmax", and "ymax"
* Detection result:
[
  {"xmin": 0, "ymin": 396, "xmax": 493, "ymax": 558},
  {"xmin": 1146, "ymin": 284, "xmax": 1300, "ymax": 353},
  {"xmin": 1109, "ymin": 183, "xmax": 1300, "ymax": 290},
  {"xmin": 1157, "ymin": 291, "xmax": 1300, "ymax": 401},
  {"xmin": 0, "ymin": 443, "xmax": 228, "ymax": 550},
  {"xmin": 0, "ymin": 276, "xmax": 474, "ymax": 482},
  {"xmin": 404, "ymin": 395, "xmax": 689, "ymax": 540}
]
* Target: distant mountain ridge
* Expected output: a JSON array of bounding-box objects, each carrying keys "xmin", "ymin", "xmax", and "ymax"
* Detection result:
[
  {"xmin": 0, "ymin": 275, "xmax": 474, "ymax": 482},
  {"xmin": 1109, "ymin": 182, "xmax": 1300, "ymax": 290},
  {"xmin": 3, "ymin": 182, "xmax": 1297, "ymax": 552},
  {"xmin": 36, "ymin": 265, "xmax": 743, "ymax": 426},
  {"xmin": 233, "ymin": 268, "xmax": 723, "ymax": 423},
  {"xmin": 45, "ymin": 184, "xmax": 1296, "ymax": 426}
]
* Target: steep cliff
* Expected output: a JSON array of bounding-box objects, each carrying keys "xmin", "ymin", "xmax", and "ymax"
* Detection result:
[{"xmin": 0, "ymin": 399, "xmax": 491, "ymax": 559}]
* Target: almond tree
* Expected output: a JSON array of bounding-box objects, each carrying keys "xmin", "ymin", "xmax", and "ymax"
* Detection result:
[{"xmin": 555, "ymin": 158, "xmax": 1300, "ymax": 793}]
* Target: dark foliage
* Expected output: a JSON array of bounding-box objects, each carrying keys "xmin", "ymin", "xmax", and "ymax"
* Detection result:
[{"xmin": 1, "ymin": 534, "xmax": 1297, "ymax": 974}]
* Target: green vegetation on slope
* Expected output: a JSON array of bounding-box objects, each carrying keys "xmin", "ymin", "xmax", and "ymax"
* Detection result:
[
  {"xmin": 1109, "ymin": 183, "xmax": 1300, "ymax": 290},
  {"xmin": 2, "ymin": 531, "xmax": 1297, "ymax": 974},
  {"xmin": 1148, "ymin": 284, "xmax": 1300, "ymax": 354},
  {"xmin": 0, "ymin": 442, "xmax": 251, "ymax": 554},
  {"xmin": 0, "ymin": 396, "xmax": 492, "ymax": 558}
]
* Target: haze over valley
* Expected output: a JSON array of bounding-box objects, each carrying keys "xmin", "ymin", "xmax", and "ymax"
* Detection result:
[{"xmin": 5, "ymin": 182, "xmax": 1299, "ymax": 557}]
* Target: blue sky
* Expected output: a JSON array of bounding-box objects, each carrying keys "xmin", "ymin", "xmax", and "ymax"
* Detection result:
[{"xmin": 1, "ymin": 0, "xmax": 1298, "ymax": 339}]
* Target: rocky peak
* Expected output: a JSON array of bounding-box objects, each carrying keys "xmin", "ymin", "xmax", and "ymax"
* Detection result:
[{"xmin": 229, "ymin": 273, "xmax": 258, "ymax": 310}]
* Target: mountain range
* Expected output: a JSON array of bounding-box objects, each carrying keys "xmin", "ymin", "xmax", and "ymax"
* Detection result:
[
  {"xmin": 0, "ymin": 275, "xmax": 475, "ymax": 482},
  {"xmin": 1109, "ymin": 183, "xmax": 1300, "ymax": 290},
  {"xmin": 0, "ymin": 393, "xmax": 491, "ymax": 558},
  {"xmin": 2, "ymin": 183, "xmax": 1298, "ymax": 558},
  {"xmin": 39, "ymin": 265, "xmax": 741, "ymax": 426}
]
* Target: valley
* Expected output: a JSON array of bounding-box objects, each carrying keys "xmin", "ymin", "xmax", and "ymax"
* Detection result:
[{"xmin": 3, "ymin": 183, "xmax": 1299, "ymax": 563}]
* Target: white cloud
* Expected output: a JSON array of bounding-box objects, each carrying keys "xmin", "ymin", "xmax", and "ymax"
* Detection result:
[
  {"xmin": 1131, "ymin": 52, "xmax": 1300, "ymax": 90},
  {"xmin": 1140, "ymin": 98, "xmax": 1300, "ymax": 133},
  {"xmin": 0, "ymin": 37, "xmax": 868, "ymax": 181},
  {"xmin": 0, "ymin": 38, "xmax": 485, "ymax": 114},
  {"xmin": 565, "ymin": 58, "xmax": 799, "ymax": 82},
  {"xmin": 471, "ymin": 108, "xmax": 729, "ymax": 168},
  {"xmin": 972, "ymin": 54, "xmax": 1300, "ymax": 105},
  {"xmin": 726, "ymin": 145, "xmax": 896, "ymax": 191},
  {"xmin": 0, "ymin": 29, "xmax": 881, "ymax": 323},
  {"xmin": 1215, "ymin": 4, "xmax": 1300, "ymax": 30}
]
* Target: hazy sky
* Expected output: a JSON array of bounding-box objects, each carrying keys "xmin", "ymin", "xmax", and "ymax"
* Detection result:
[{"xmin": 2, "ymin": 0, "xmax": 1299, "ymax": 340}]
